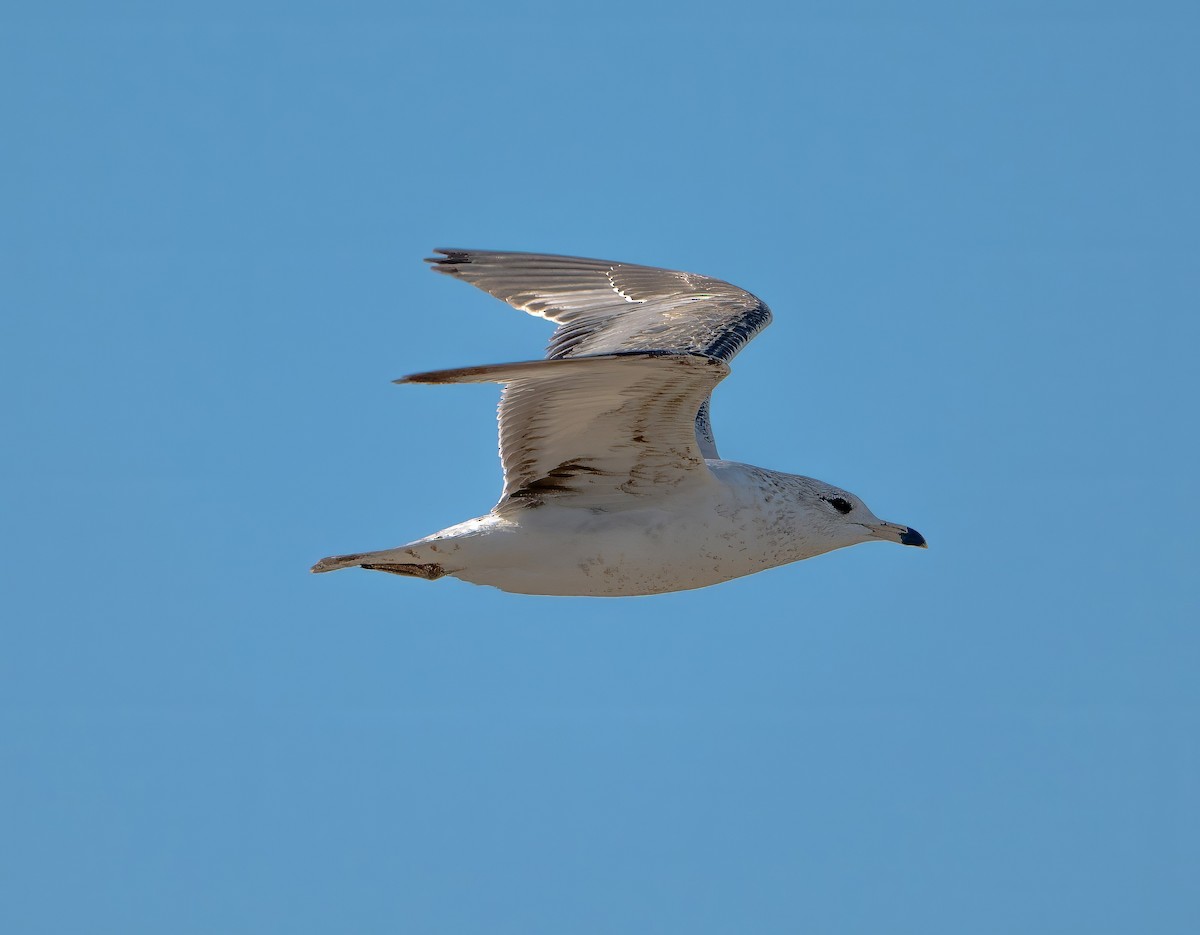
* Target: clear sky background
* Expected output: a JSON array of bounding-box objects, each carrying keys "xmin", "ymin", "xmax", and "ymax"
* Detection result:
[{"xmin": 3, "ymin": 2, "xmax": 1198, "ymax": 933}]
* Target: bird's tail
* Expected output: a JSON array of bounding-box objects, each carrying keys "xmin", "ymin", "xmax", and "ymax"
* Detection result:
[{"xmin": 310, "ymin": 545, "xmax": 446, "ymax": 580}]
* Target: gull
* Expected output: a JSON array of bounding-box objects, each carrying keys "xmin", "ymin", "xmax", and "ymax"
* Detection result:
[{"xmin": 312, "ymin": 249, "xmax": 926, "ymax": 596}]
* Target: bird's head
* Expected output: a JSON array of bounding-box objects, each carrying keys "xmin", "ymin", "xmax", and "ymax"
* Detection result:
[{"xmin": 798, "ymin": 481, "xmax": 927, "ymax": 553}]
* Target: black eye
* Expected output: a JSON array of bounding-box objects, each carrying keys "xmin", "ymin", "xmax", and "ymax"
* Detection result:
[{"xmin": 825, "ymin": 496, "xmax": 853, "ymax": 515}]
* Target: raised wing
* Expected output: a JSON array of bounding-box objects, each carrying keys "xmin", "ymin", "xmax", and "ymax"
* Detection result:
[
  {"xmin": 428, "ymin": 249, "xmax": 771, "ymax": 459},
  {"xmin": 397, "ymin": 353, "xmax": 730, "ymax": 512},
  {"xmin": 428, "ymin": 249, "xmax": 772, "ymax": 361}
]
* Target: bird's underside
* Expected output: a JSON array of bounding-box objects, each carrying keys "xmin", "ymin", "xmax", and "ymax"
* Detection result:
[{"xmin": 311, "ymin": 249, "xmax": 925, "ymax": 596}]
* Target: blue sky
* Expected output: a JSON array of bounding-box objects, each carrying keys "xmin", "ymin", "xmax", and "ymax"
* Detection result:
[{"xmin": 2, "ymin": 2, "xmax": 1197, "ymax": 932}]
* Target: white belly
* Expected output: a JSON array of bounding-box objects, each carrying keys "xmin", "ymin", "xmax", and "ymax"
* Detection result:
[
  {"xmin": 424, "ymin": 472, "xmax": 809, "ymax": 597},
  {"xmin": 446, "ymin": 514, "xmax": 748, "ymax": 596}
]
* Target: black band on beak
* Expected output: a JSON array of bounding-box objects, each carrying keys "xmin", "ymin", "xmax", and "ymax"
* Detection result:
[{"xmin": 899, "ymin": 527, "xmax": 927, "ymax": 548}]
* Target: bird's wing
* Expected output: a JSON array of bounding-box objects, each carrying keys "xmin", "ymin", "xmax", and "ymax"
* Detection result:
[
  {"xmin": 397, "ymin": 352, "xmax": 730, "ymax": 512},
  {"xmin": 427, "ymin": 249, "xmax": 773, "ymax": 459}
]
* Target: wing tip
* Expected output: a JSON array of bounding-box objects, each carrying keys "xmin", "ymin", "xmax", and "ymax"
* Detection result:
[
  {"xmin": 393, "ymin": 351, "xmax": 727, "ymax": 387},
  {"xmin": 425, "ymin": 248, "xmax": 616, "ymax": 274},
  {"xmin": 393, "ymin": 361, "xmax": 513, "ymax": 385},
  {"xmin": 425, "ymin": 248, "xmax": 473, "ymax": 274}
]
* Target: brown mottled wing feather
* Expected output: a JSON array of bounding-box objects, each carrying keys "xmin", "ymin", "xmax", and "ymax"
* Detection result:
[{"xmin": 397, "ymin": 353, "xmax": 730, "ymax": 511}]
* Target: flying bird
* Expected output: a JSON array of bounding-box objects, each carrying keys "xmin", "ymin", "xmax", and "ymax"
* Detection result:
[{"xmin": 312, "ymin": 249, "xmax": 925, "ymax": 596}]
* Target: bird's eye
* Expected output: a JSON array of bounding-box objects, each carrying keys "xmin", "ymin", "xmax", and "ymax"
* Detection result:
[{"xmin": 825, "ymin": 496, "xmax": 853, "ymax": 515}]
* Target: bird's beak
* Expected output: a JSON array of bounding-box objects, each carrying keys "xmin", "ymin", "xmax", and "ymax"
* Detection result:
[{"xmin": 867, "ymin": 521, "xmax": 927, "ymax": 548}]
